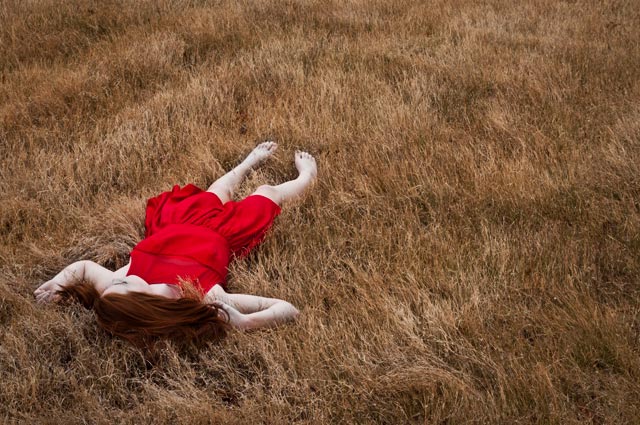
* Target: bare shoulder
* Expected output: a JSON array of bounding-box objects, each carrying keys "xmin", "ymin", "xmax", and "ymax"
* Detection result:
[
  {"xmin": 148, "ymin": 283, "xmax": 182, "ymax": 300},
  {"xmin": 113, "ymin": 259, "xmax": 131, "ymax": 278}
]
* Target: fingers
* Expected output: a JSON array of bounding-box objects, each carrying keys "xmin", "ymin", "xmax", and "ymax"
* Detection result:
[
  {"xmin": 210, "ymin": 300, "xmax": 227, "ymax": 312},
  {"xmin": 36, "ymin": 292, "xmax": 50, "ymax": 303},
  {"xmin": 211, "ymin": 301, "xmax": 232, "ymax": 321},
  {"xmin": 34, "ymin": 287, "xmax": 48, "ymax": 296},
  {"xmin": 34, "ymin": 289, "xmax": 61, "ymax": 304},
  {"xmin": 34, "ymin": 285, "xmax": 48, "ymax": 295},
  {"xmin": 36, "ymin": 292, "xmax": 52, "ymax": 304},
  {"xmin": 212, "ymin": 300, "xmax": 232, "ymax": 312},
  {"xmin": 35, "ymin": 280, "xmax": 56, "ymax": 294},
  {"xmin": 211, "ymin": 300, "xmax": 244, "ymax": 325},
  {"xmin": 35, "ymin": 290, "xmax": 48, "ymax": 302}
]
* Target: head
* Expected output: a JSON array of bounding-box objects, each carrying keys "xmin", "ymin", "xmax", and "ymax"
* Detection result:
[{"xmin": 58, "ymin": 281, "xmax": 229, "ymax": 346}]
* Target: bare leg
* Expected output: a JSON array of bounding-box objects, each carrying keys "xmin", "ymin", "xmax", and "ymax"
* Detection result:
[
  {"xmin": 253, "ymin": 151, "xmax": 317, "ymax": 205},
  {"xmin": 207, "ymin": 141, "xmax": 278, "ymax": 203}
]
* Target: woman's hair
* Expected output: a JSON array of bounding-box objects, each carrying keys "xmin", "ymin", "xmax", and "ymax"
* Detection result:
[{"xmin": 58, "ymin": 281, "xmax": 229, "ymax": 346}]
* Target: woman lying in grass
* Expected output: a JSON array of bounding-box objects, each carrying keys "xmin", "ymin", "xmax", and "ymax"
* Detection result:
[{"xmin": 34, "ymin": 142, "xmax": 317, "ymax": 345}]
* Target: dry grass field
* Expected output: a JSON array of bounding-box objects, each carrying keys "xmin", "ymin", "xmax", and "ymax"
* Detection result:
[{"xmin": 1, "ymin": 0, "xmax": 639, "ymax": 423}]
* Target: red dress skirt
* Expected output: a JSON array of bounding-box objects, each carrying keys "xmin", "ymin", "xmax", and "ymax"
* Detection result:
[{"xmin": 126, "ymin": 184, "xmax": 281, "ymax": 293}]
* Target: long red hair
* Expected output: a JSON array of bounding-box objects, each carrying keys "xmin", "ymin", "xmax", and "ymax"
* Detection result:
[{"xmin": 58, "ymin": 282, "xmax": 229, "ymax": 346}]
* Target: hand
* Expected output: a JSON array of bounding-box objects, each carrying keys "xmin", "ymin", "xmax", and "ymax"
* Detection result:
[
  {"xmin": 204, "ymin": 284, "xmax": 230, "ymax": 305},
  {"xmin": 211, "ymin": 301, "xmax": 247, "ymax": 329},
  {"xmin": 34, "ymin": 280, "xmax": 64, "ymax": 304}
]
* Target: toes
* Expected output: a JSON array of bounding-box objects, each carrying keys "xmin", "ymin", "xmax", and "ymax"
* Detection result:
[
  {"xmin": 295, "ymin": 151, "xmax": 314, "ymax": 160},
  {"xmin": 257, "ymin": 141, "xmax": 278, "ymax": 152}
]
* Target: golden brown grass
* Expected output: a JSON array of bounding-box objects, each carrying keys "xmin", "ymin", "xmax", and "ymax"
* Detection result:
[{"xmin": 1, "ymin": 0, "xmax": 639, "ymax": 423}]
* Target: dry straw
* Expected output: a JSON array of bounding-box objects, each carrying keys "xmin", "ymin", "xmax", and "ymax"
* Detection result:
[{"xmin": 1, "ymin": 0, "xmax": 639, "ymax": 423}]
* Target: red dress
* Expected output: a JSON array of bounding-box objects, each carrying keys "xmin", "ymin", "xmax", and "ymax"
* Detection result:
[{"xmin": 126, "ymin": 184, "xmax": 281, "ymax": 293}]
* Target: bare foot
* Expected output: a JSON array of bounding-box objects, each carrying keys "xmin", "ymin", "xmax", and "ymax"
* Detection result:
[
  {"xmin": 244, "ymin": 141, "xmax": 278, "ymax": 168},
  {"xmin": 251, "ymin": 150, "xmax": 317, "ymax": 204},
  {"xmin": 295, "ymin": 151, "xmax": 317, "ymax": 178}
]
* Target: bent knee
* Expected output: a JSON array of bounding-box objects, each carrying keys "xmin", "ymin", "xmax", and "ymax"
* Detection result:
[
  {"xmin": 206, "ymin": 185, "xmax": 232, "ymax": 203},
  {"xmin": 253, "ymin": 185, "xmax": 281, "ymax": 205}
]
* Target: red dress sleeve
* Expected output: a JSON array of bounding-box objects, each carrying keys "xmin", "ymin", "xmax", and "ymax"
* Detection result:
[{"xmin": 144, "ymin": 184, "xmax": 203, "ymax": 237}]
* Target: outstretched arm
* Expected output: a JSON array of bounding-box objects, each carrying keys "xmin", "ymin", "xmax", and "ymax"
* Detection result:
[
  {"xmin": 205, "ymin": 285, "xmax": 299, "ymax": 330},
  {"xmin": 34, "ymin": 260, "xmax": 130, "ymax": 303}
]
